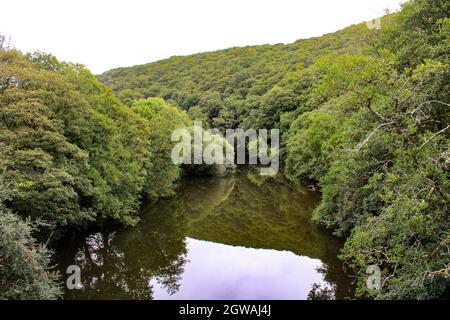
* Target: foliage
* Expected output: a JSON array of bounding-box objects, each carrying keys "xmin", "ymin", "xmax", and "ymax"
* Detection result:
[
  {"xmin": 341, "ymin": 143, "xmax": 449, "ymax": 299},
  {"xmin": 285, "ymin": 0, "xmax": 449, "ymax": 299},
  {"xmin": 0, "ymin": 49, "xmax": 186, "ymax": 231},
  {"xmin": 130, "ymin": 98, "xmax": 190, "ymax": 197},
  {"xmin": 0, "ymin": 177, "xmax": 61, "ymax": 300},
  {"xmin": 99, "ymin": 21, "xmax": 375, "ymax": 131}
]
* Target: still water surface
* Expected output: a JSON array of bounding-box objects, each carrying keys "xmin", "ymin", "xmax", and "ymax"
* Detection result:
[{"xmin": 55, "ymin": 170, "xmax": 355, "ymax": 299}]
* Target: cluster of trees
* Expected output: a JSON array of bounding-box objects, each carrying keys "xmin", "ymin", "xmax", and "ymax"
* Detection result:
[
  {"xmin": 0, "ymin": 41, "xmax": 189, "ymax": 298},
  {"xmin": 286, "ymin": 0, "xmax": 449, "ymax": 298},
  {"xmin": 101, "ymin": 0, "xmax": 449, "ymax": 299},
  {"xmin": 100, "ymin": 20, "xmax": 375, "ymax": 131},
  {"xmin": 1, "ymin": 0, "xmax": 448, "ymax": 300}
]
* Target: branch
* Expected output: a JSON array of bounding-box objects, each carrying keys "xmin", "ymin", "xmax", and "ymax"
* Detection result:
[
  {"xmin": 399, "ymin": 77, "xmax": 429, "ymax": 105},
  {"xmin": 410, "ymin": 100, "xmax": 450, "ymax": 116},
  {"xmin": 368, "ymin": 105, "xmax": 388, "ymax": 122},
  {"xmin": 382, "ymin": 264, "xmax": 398, "ymax": 289},
  {"xmin": 349, "ymin": 121, "xmax": 395, "ymax": 152},
  {"xmin": 419, "ymin": 124, "xmax": 450, "ymax": 150},
  {"xmin": 348, "ymin": 88, "xmax": 388, "ymax": 121}
]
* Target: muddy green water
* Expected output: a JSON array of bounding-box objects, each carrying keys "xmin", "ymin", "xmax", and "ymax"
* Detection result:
[{"xmin": 55, "ymin": 170, "xmax": 355, "ymax": 299}]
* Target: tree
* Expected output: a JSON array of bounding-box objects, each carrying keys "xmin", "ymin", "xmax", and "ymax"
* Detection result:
[
  {"xmin": 0, "ymin": 174, "xmax": 61, "ymax": 300},
  {"xmin": 131, "ymin": 98, "xmax": 190, "ymax": 198}
]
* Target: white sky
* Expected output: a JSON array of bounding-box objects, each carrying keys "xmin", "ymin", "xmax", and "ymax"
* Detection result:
[{"xmin": 0, "ymin": 0, "xmax": 406, "ymax": 74}]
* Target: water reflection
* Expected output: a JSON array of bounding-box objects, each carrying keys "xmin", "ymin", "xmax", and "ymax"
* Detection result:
[
  {"xmin": 56, "ymin": 203, "xmax": 188, "ymax": 299},
  {"xmin": 54, "ymin": 169, "xmax": 355, "ymax": 299},
  {"xmin": 153, "ymin": 238, "xmax": 335, "ymax": 300}
]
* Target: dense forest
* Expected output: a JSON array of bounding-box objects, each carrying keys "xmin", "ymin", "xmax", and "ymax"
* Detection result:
[
  {"xmin": 1, "ymin": 0, "xmax": 449, "ymax": 300},
  {"xmin": 0, "ymin": 46, "xmax": 191, "ymax": 298}
]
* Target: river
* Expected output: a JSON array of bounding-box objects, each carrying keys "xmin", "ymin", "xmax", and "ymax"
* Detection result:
[{"xmin": 54, "ymin": 169, "xmax": 355, "ymax": 299}]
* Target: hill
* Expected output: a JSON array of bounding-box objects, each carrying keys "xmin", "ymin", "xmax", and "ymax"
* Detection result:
[{"xmin": 99, "ymin": 20, "xmax": 381, "ymax": 130}]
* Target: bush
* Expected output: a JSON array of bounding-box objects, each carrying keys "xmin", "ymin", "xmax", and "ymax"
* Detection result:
[{"xmin": 0, "ymin": 212, "xmax": 61, "ymax": 300}]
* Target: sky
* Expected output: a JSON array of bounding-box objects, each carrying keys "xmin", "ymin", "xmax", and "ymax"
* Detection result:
[{"xmin": 0, "ymin": 0, "xmax": 406, "ymax": 74}]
